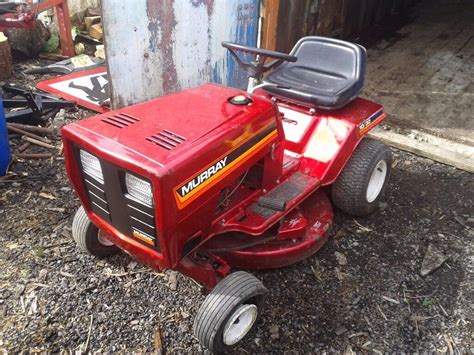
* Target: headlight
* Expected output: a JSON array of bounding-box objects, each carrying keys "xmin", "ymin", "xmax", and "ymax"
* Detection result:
[
  {"xmin": 125, "ymin": 173, "xmax": 153, "ymax": 206},
  {"xmin": 80, "ymin": 150, "xmax": 104, "ymax": 183}
]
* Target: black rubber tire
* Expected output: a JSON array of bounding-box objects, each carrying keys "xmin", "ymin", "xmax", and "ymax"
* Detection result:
[
  {"xmin": 332, "ymin": 138, "xmax": 392, "ymax": 216},
  {"xmin": 72, "ymin": 206, "xmax": 119, "ymax": 257},
  {"xmin": 193, "ymin": 271, "xmax": 267, "ymax": 353}
]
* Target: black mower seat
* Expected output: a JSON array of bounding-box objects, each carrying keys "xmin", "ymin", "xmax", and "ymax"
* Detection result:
[{"xmin": 263, "ymin": 37, "xmax": 367, "ymax": 110}]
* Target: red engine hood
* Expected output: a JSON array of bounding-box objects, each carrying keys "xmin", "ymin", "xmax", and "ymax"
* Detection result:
[{"xmin": 63, "ymin": 84, "xmax": 276, "ymax": 166}]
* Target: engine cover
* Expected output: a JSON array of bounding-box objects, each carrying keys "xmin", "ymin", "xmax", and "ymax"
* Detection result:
[{"xmin": 62, "ymin": 83, "xmax": 281, "ymax": 265}]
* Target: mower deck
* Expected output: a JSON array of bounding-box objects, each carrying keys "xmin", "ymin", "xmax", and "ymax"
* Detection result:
[{"xmin": 203, "ymin": 189, "xmax": 333, "ymax": 269}]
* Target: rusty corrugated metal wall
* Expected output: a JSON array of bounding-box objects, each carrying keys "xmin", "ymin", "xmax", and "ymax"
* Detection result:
[{"xmin": 102, "ymin": 0, "xmax": 259, "ymax": 109}]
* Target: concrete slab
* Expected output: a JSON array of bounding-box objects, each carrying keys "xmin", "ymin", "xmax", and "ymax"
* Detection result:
[{"xmin": 363, "ymin": 0, "xmax": 473, "ymax": 170}]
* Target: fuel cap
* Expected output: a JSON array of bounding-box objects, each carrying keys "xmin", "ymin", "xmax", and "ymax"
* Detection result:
[{"xmin": 229, "ymin": 95, "xmax": 252, "ymax": 105}]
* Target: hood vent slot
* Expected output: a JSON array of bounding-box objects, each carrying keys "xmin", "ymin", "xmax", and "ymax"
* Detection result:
[
  {"xmin": 146, "ymin": 130, "xmax": 186, "ymax": 150},
  {"xmin": 101, "ymin": 113, "xmax": 140, "ymax": 128}
]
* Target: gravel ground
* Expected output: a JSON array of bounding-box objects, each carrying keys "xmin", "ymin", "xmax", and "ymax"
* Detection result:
[{"xmin": 1, "ymin": 63, "xmax": 473, "ymax": 353}]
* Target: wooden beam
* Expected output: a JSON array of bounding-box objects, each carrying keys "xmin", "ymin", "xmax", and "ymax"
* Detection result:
[
  {"xmin": 367, "ymin": 128, "xmax": 474, "ymax": 173},
  {"xmin": 260, "ymin": 0, "xmax": 280, "ymax": 50}
]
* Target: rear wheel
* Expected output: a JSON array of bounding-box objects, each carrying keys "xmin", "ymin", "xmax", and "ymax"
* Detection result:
[
  {"xmin": 193, "ymin": 271, "xmax": 267, "ymax": 353},
  {"xmin": 72, "ymin": 206, "xmax": 119, "ymax": 257},
  {"xmin": 332, "ymin": 138, "xmax": 392, "ymax": 216}
]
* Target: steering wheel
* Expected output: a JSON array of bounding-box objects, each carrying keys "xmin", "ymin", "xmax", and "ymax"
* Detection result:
[{"xmin": 222, "ymin": 41, "xmax": 297, "ymax": 79}]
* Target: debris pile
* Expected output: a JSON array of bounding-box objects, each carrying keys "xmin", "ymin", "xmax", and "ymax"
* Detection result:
[
  {"xmin": 6, "ymin": 122, "xmax": 59, "ymax": 160},
  {"xmin": 2, "ymin": 84, "xmax": 75, "ymax": 123},
  {"xmin": 4, "ymin": 20, "xmax": 51, "ymax": 59},
  {"xmin": 0, "ymin": 6, "xmax": 108, "ymax": 179},
  {"xmin": 0, "ymin": 83, "xmax": 91, "ymax": 181},
  {"xmin": 70, "ymin": 6, "xmax": 104, "ymax": 58}
]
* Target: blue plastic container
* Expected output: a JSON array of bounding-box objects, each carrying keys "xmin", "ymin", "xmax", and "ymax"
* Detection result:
[{"xmin": 0, "ymin": 96, "xmax": 12, "ymax": 176}]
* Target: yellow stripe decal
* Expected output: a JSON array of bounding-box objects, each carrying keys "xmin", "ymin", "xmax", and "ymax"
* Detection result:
[{"xmin": 174, "ymin": 124, "xmax": 278, "ymax": 209}]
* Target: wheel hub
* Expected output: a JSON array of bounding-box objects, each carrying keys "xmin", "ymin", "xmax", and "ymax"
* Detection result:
[
  {"xmin": 366, "ymin": 160, "xmax": 387, "ymax": 203},
  {"xmin": 223, "ymin": 304, "xmax": 258, "ymax": 346},
  {"xmin": 97, "ymin": 230, "xmax": 115, "ymax": 247}
]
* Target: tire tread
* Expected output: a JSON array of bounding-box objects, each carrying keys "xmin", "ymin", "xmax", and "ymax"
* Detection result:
[
  {"xmin": 72, "ymin": 206, "xmax": 93, "ymax": 254},
  {"xmin": 193, "ymin": 271, "xmax": 267, "ymax": 352},
  {"xmin": 332, "ymin": 139, "xmax": 391, "ymax": 216},
  {"xmin": 71, "ymin": 206, "xmax": 119, "ymax": 257}
]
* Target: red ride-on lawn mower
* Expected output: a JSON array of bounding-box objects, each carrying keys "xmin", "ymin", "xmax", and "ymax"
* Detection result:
[{"xmin": 62, "ymin": 37, "xmax": 391, "ymax": 352}]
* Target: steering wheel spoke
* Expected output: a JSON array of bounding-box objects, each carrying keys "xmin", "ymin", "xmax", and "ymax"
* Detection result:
[
  {"xmin": 222, "ymin": 41, "xmax": 297, "ymax": 80},
  {"xmin": 263, "ymin": 59, "xmax": 285, "ymax": 71}
]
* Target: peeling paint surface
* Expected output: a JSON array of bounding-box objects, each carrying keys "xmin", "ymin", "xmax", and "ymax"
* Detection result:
[{"xmin": 103, "ymin": 0, "xmax": 259, "ymax": 109}]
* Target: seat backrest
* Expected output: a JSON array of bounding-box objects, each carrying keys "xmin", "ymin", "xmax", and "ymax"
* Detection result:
[{"xmin": 291, "ymin": 36, "xmax": 366, "ymax": 82}]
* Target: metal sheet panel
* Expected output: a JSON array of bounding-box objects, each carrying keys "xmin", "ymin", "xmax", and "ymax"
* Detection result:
[{"xmin": 102, "ymin": 0, "xmax": 259, "ymax": 109}]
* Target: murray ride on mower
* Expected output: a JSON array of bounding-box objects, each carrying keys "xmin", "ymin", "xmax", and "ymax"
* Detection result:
[{"xmin": 62, "ymin": 36, "xmax": 392, "ymax": 352}]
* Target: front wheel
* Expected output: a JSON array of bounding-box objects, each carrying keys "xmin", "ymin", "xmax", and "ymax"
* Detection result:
[
  {"xmin": 332, "ymin": 138, "xmax": 392, "ymax": 216},
  {"xmin": 72, "ymin": 206, "xmax": 119, "ymax": 257},
  {"xmin": 193, "ymin": 271, "xmax": 267, "ymax": 353}
]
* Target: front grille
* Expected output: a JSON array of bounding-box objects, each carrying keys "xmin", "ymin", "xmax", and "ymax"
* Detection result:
[
  {"xmin": 84, "ymin": 178, "xmax": 111, "ymax": 222},
  {"xmin": 77, "ymin": 147, "xmax": 159, "ymax": 250},
  {"xmin": 125, "ymin": 195, "xmax": 157, "ymax": 246}
]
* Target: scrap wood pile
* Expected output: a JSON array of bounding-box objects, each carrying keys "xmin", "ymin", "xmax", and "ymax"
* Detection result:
[
  {"xmin": 6, "ymin": 122, "xmax": 60, "ymax": 161},
  {"xmin": 0, "ymin": 83, "xmax": 91, "ymax": 182},
  {"xmin": 0, "ymin": 77, "xmax": 76, "ymax": 170},
  {"xmin": 1, "ymin": 106, "xmax": 89, "ymax": 183},
  {"xmin": 1, "ymin": 4, "xmax": 104, "ymax": 61},
  {"xmin": 70, "ymin": 6, "xmax": 103, "ymax": 39},
  {"xmin": 69, "ymin": 6, "xmax": 104, "ymax": 58}
]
